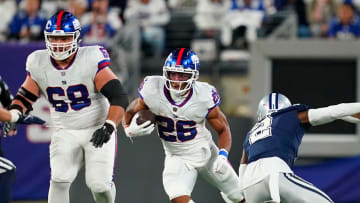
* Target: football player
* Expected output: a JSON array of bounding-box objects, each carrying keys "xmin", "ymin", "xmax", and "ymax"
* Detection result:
[
  {"xmin": 240, "ymin": 93, "xmax": 360, "ymax": 203},
  {"xmin": 122, "ymin": 48, "xmax": 245, "ymax": 203},
  {"xmin": 5, "ymin": 11, "xmax": 128, "ymax": 203},
  {"xmin": 0, "ymin": 75, "xmax": 45, "ymax": 203}
]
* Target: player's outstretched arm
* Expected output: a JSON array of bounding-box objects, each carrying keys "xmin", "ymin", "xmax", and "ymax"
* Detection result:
[
  {"xmin": 340, "ymin": 112, "xmax": 360, "ymax": 123},
  {"xmin": 122, "ymin": 98, "xmax": 154, "ymax": 138},
  {"xmin": 0, "ymin": 107, "xmax": 15, "ymax": 122},
  {"xmin": 298, "ymin": 103, "xmax": 360, "ymax": 126}
]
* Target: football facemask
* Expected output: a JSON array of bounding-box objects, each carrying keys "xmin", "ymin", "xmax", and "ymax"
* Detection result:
[
  {"xmin": 44, "ymin": 11, "xmax": 81, "ymax": 60},
  {"xmin": 163, "ymin": 48, "xmax": 200, "ymax": 94}
]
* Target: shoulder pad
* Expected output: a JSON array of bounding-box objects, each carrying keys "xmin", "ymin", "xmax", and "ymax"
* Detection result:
[{"xmin": 272, "ymin": 104, "xmax": 309, "ymax": 116}]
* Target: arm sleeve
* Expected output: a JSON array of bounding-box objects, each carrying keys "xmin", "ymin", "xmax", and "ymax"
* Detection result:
[
  {"xmin": 100, "ymin": 79, "xmax": 129, "ymax": 109},
  {"xmin": 340, "ymin": 116, "xmax": 360, "ymax": 123},
  {"xmin": 308, "ymin": 103, "xmax": 360, "ymax": 126}
]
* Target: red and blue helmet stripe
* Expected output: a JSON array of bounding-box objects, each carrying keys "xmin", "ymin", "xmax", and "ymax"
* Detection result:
[
  {"xmin": 164, "ymin": 48, "xmax": 200, "ymax": 71},
  {"xmin": 45, "ymin": 11, "xmax": 81, "ymax": 33}
]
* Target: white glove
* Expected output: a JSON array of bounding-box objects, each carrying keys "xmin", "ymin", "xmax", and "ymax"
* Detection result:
[
  {"xmin": 124, "ymin": 114, "xmax": 155, "ymax": 138},
  {"xmin": 213, "ymin": 148, "xmax": 229, "ymax": 175}
]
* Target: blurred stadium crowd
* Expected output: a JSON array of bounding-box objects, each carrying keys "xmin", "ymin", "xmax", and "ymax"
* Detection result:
[
  {"xmin": 1, "ymin": 0, "xmax": 360, "ymax": 116},
  {"xmin": 1, "ymin": 0, "xmax": 360, "ymax": 52}
]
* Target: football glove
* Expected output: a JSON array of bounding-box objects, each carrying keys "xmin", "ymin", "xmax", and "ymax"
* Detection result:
[
  {"xmin": 2, "ymin": 122, "xmax": 17, "ymax": 138},
  {"xmin": 90, "ymin": 120, "xmax": 115, "ymax": 148},
  {"xmin": 3, "ymin": 110, "xmax": 46, "ymax": 137},
  {"xmin": 124, "ymin": 114, "xmax": 155, "ymax": 138},
  {"xmin": 213, "ymin": 149, "xmax": 229, "ymax": 175}
]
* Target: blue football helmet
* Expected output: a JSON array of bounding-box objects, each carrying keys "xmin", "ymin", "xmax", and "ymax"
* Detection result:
[
  {"xmin": 257, "ymin": 93, "xmax": 292, "ymax": 121},
  {"xmin": 44, "ymin": 11, "xmax": 81, "ymax": 60},
  {"xmin": 163, "ymin": 48, "xmax": 200, "ymax": 94}
]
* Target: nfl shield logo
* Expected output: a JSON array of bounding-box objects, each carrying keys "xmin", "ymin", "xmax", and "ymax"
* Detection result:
[
  {"xmin": 173, "ymin": 107, "xmax": 177, "ymax": 112},
  {"xmin": 61, "ymin": 72, "xmax": 66, "ymax": 76}
]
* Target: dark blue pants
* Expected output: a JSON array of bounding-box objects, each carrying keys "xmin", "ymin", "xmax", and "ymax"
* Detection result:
[{"xmin": 0, "ymin": 168, "xmax": 16, "ymax": 203}]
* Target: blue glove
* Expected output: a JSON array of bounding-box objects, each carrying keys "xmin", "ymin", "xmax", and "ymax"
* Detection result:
[
  {"xmin": 17, "ymin": 114, "xmax": 46, "ymax": 125},
  {"xmin": 3, "ymin": 111, "xmax": 45, "ymax": 137}
]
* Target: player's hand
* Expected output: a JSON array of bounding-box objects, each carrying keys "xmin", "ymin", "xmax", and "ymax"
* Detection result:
[
  {"xmin": 2, "ymin": 122, "xmax": 18, "ymax": 137},
  {"xmin": 213, "ymin": 149, "xmax": 229, "ymax": 175},
  {"xmin": 90, "ymin": 120, "xmax": 115, "ymax": 148},
  {"xmin": 9, "ymin": 109, "xmax": 45, "ymax": 125},
  {"xmin": 3, "ymin": 110, "xmax": 46, "ymax": 137},
  {"xmin": 124, "ymin": 114, "xmax": 155, "ymax": 138},
  {"xmin": 17, "ymin": 114, "xmax": 46, "ymax": 125}
]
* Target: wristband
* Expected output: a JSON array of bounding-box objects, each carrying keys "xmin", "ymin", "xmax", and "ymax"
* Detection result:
[
  {"xmin": 219, "ymin": 149, "xmax": 228, "ymax": 158},
  {"xmin": 10, "ymin": 110, "xmax": 20, "ymax": 123},
  {"xmin": 105, "ymin": 119, "xmax": 117, "ymax": 130}
]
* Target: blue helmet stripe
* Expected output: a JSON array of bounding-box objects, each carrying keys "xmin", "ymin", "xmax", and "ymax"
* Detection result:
[
  {"xmin": 275, "ymin": 93, "xmax": 279, "ymax": 109},
  {"xmin": 268, "ymin": 94, "xmax": 272, "ymax": 109}
]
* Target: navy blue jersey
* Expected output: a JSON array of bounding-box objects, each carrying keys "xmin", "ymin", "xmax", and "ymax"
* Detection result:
[
  {"xmin": 0, "ymin": 76, "xmax": 13, "ymax": 157},
  {"xmin": 243, "ymin": 104, "xmax": 309, "ymax": 167}
]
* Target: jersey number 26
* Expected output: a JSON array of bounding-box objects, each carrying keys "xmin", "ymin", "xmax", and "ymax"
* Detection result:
[{"xmin": 156, "ymin": 116, "xmax": 197, "ymax": 142}]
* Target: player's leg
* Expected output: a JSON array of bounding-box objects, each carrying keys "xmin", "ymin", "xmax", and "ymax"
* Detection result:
[
  {"xmin": 163, "ymin": 155, "xmax": 198, "ymax": 203},
  {"xmin": 242, "ymin": 174, "xmax": 280, "ymax": 203},
  {"xmin": 279, "ymin": 173, "xmax": 334, "ymax": 203},
  {"xmin": 0, "ymin": 157, "xmax": 16, "ymax": 203},
  {"xmin": 48, "ymin": 129, "xmax": 84, "ymax": 203},
  {"xmin": 84, "ymin": 128, "xmax": 116, "ymax": 203},
  {"xmin": 199, "ymin": 142, "xmax": 244, "ymax": 202}
]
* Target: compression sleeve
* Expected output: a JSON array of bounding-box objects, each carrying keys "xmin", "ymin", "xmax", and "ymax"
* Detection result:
[
  {"xmin": 100, "ymin": 79, "xmax": 129, "ymax": 109},
  {"xmin": 308, "ymin": 103, "xmax": 360, "ymax": 126},
  {"xmin": 340, "ymin": 116, "xmax": 360, "ymax": 123}
]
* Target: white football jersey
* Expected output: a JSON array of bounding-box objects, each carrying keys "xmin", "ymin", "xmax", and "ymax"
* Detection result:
[
  {"xmin": 26, "ymin": 45, "xmax": 111, "ymax": 129},
  {"xmin": 139, "ymin": 76, "xmax": 221, "ymax": 155}
]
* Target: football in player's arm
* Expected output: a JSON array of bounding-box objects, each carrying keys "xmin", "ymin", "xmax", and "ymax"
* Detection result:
[
  {"xmin": 122, "ymin": 48, "xmax": 245, "ymax": 203},
  {"xmin": 239, "ymin": 93, "xmax": 360, "ymax": 203},
  {"xmin": 5, "ymin": 11, "xmax": 128, "ymax": 203}
]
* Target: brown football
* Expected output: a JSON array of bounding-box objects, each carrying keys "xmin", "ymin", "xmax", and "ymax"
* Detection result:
[{"xmin": 136, "ymin": 109, "xmax": 156, "ymax": 126}]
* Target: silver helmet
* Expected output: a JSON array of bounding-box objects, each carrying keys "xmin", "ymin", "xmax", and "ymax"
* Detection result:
[{"xmin": 257, "ymin": 93, "xmax": 292, "ymax": 121}]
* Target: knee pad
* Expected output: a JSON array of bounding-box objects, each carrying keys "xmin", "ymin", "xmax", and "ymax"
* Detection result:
[{"xmin": 188, "ymin": 200, "xmax": 195, "ymax": 203}]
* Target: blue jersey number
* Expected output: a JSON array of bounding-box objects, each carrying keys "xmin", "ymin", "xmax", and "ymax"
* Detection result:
[
  {"xmin": 46, "ymin": 84, "xmax": 91, "ymax": 112},
  {"xmin": 156, "ymin": 116, "xmax": 197, "ymax": 142}
]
